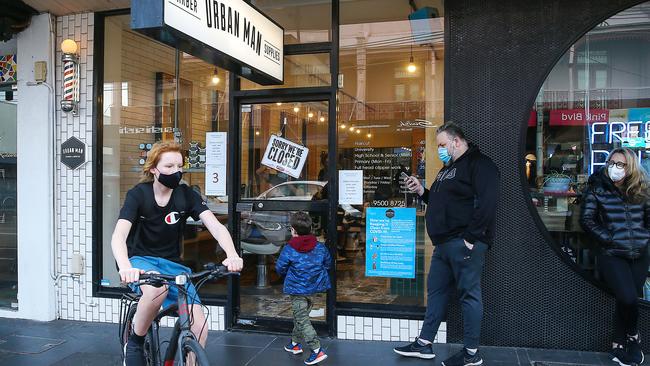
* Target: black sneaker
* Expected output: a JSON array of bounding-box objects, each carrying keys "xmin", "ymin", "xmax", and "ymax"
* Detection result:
[
  {"xmin": 626, "ymin": 336, "xmax": 644, "ymax": 365},
  {"xmin": 393, "ymin": 338, "xmax": 436, "ymax": 359},
  {"xmin": 124, "ymin": 338, "xmax": 145, "ymax": 366},
  {"xmin": 610, "ymin": 346, "xmax": 634, "ymax": 366},
  {"xmin": 442, "ymin": 348, "xmax": 483, "ymax": 366}
]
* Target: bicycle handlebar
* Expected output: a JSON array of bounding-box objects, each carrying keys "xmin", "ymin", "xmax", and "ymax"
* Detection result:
[{"xmin": 136, "ymin": 263, "xmax": 240, "ymax": 287}]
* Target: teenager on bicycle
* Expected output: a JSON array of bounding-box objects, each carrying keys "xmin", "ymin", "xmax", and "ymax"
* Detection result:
[{"xmin": 111, "ymin": 141, "xmax": 243, "ymax": 366}]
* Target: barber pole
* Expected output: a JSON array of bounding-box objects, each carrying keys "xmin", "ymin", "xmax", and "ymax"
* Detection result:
[
  {"xmin": 60, "ymin": 52, "xmax": 79, "ymax": 114},
  {"xmin": 63, "ymin": 61, "xmax": 74, "ymax": 102}
]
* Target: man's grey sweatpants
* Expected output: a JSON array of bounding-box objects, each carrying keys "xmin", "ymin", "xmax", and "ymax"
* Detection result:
[{"xmin": 418, "ymin": 237, "xmax": 488, "ymax": 349}]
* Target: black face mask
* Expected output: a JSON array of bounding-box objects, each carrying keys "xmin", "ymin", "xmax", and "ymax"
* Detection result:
[{"xmin": 156, "ymin": 170, "xmax": 183, "ymax": 189}]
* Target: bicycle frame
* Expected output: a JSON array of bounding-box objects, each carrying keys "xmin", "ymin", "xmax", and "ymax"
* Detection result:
[
  {"xmin": 160, "ymin": 273, "xmax": 202, "ymax": 366},
  {"xmin": 120, "ymin": 265, "xmax": 237, "ymax": 366}
]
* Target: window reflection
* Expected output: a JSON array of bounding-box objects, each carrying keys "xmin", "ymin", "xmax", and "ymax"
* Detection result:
[
  {"xmin": 526, "ymin": 2, "xmax": 650, "ymax": 301},
  {"xmin": 336, "ymin": 1, "xmax": 444, "ymax": 307},
  {"xmin": 101, "ymin": 15, "xmax": 230, "ymax": 296}
]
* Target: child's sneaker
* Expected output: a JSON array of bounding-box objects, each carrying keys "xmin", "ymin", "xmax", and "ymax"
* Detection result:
[
  {"xmin": 304, "ymin": 349, "xmax": 328, "ymax": 365},
  {"xmin": 284, "ymin": 341, "xmax": 303, "ymax": 354}
]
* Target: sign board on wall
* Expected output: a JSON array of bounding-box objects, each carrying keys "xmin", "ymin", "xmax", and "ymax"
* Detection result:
[
  {"xmin": 61, "ymin": 136, "xmax": 86, "ymax": 170},
  {"xmin": 365, "ymin": 207, "xmax": 416, "ymax": 279},
  {"xmin": 261, "ymin": 135, "xmax": 309, "ymax": 179},
  {"xmin": 205, "ymin": 132, "xmax": 227, "ymax": 196},
  {"xmin": 131, "ymin": 0, "xmax": 284, "ymax": 85},
  {"xmin": 338, "ymin": 170, "xmax": 363, "ymax": 205}
]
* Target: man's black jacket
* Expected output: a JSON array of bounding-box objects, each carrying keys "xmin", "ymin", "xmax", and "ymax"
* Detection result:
[{"xmin": 422, "ymin": 144, "xmax": 500, "ymax": 246}]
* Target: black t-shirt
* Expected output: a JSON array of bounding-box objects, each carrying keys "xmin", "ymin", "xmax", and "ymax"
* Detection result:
[{"xmin": 118, "ymin": 182, "xmax": 209, "ymax": 262}]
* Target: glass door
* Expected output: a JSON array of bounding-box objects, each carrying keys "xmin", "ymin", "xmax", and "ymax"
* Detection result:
[{"xmin": 232, "ymin": 99, "xmax": 332, "ymax": 332}]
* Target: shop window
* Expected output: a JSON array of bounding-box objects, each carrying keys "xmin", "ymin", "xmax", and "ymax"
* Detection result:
[
  {"xmin": 100, "ymin": 15, "xmax": 230, "ymax": 297},
  {"xmin": 240, "ymin": 53, "xmax": 330, "ymax": 90},
  {"xmin": 526, "ymin": 1, "xmax": 650, "ymax": 301},
  {"xmin": 250, "ymin": 0, "xmax": 331, "ymax": 44},
  {"xmin": 336, "ymin": 0, "xmax": 444, "ymax": 308}
]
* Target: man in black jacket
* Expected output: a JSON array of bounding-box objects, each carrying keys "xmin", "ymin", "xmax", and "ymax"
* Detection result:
[{"xmin": 393, "ymin": 122, "xmax": 500, "ymax": 366}]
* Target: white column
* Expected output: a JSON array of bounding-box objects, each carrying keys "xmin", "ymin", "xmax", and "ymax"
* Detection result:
[{"xmin": 0, "ymin": 13, "xmax": 57, "ymax": 320}]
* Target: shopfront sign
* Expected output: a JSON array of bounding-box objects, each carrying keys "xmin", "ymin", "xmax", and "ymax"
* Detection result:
[
  {"xmin": 61, "ymin": 136, "xmax": 86, "ymax": 170},
  {"xmin": 365, "ymin": 207, "xmax": 416, "ymax": 279},
  {"xmin": 549, "ymin": 109, "xmax": 609, "ymax": 126},
  {"xmin": 261, "ymin": 135, "xmax": 309, "ymax": 179},
  {"xmin": 587, "ymin": 108, "xmax": 650, "ymax": 173},
  {"xmin": 131, "ymin": 0, "xmax": 284, "ymax": 85}
]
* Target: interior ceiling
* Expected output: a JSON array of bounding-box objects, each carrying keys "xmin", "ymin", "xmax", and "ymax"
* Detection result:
[{"xmin": 22, "ymin": 0, "xmax": 130, "ymax": 16}]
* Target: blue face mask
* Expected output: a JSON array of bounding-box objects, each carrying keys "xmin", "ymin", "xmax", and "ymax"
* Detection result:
[{"xmin": 438, "ymin": 147, "xmax": 452, "ymax": 164}]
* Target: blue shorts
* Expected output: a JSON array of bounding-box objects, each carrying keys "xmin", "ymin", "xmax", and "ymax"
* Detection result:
[{"xmin": 128, "ymin": 256, "xmax": 201, "ymax": 309}]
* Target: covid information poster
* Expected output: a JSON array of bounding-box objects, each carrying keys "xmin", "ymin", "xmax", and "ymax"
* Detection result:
[{"xmin": 365, "ymin": 207, "xmax": 416, "ymax": 279}]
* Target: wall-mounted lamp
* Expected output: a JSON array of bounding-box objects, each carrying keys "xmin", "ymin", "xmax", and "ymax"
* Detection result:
[
  {"xmin": 319, "ymin": 116, "xmax": 325, "ymax": 122},
  {"xmin": 308, "ymin": 111, "xmax": 314, "ymax": 118},
  {"xmin": 340, "ymin": 124, "xmax": 347, "ymax": 129},
  {"xmin": 293, "ymin": 105, "xmax": 300, "ymax": 113},
  {"xmin": 60, "ymin": 39, "xmax": 79, "ymax": 115}
]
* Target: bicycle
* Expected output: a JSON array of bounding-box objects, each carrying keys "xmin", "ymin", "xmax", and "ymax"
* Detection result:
[{"xmin": 119, "ymin": 263, "xmax": 239, "ymax": 366}]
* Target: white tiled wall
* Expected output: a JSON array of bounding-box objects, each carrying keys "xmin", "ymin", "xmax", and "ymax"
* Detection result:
[
  {"xmin": 53, "ymin": 12, "xmax": 227, "ymax": 330},
  {"xmin": 336, "ymin": 316, "xmax": 446, "ymax": 343}
]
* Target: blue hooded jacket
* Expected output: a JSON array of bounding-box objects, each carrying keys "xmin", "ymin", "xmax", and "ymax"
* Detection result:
[{"xmin": 275, "ymin": 235, "xmax": 331, "ymax": 295}]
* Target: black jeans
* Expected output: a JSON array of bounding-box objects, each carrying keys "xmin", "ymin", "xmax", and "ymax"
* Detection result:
[
  {"xmin": 598, "ymin": 253, "xmax": 649, "ymax": 344},
  {"xmin": 419, "ymin": 238, "xmax": 488, "ymax": 349}
]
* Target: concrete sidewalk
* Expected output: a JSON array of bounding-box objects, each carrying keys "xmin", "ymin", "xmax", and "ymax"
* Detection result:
[{"xmin": 0, "ymin": 318, "xmax": 614, "ymax": 365}]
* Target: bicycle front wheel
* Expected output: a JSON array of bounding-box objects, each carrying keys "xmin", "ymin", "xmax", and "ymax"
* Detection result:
[{"xmin": 178, "ymin": 337, "xmax": 210, "ymax": 366}]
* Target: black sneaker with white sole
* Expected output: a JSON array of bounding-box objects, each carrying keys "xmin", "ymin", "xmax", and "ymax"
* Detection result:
[
  {"xmin": 610, "ymin": 346, "xmax": 634, "ymax": 366},
  {"xmin": 393, "ymin": 338, "xmax": 436, "ymax": 359},
  {"xmin": 442, "ymin": 348, "xmax": 483, "ymax": 366},
  {"xmin": 626, "ymin": 336, "xmax": 644, "ymax": 365}
]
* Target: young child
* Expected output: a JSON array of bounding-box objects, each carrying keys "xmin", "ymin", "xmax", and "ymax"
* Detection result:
[{"xmin": 276, "ymin": 211, "xmax": 331, "ymax": 365}]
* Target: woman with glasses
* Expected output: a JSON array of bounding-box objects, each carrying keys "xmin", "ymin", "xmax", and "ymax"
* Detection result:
[{"xmin": 580, "ymin": 147, "xmax": 650, "ymax": 366}]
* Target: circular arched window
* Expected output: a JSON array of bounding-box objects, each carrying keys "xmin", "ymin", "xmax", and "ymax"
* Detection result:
[{"xmin": 526, "ymin": 2, "xmax": 650, "ymax": 301}]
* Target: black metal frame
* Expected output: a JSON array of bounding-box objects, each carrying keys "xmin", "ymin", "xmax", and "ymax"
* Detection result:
[
  {"xmin": 92, "ymin": 8, "xmax": 129, "ymax": 301},
  {"xmin": 92, "ymin": 1, "xmax": 432, "ymax": 334},
  {"xmin": 229, "ymin": 91, "xmax": 334, "ymax": 333}
]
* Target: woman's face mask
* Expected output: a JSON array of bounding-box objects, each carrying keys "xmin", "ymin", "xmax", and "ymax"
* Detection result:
[{"xmin": 607, "ymin": 165, "xmax": 626, "ymax": 182}]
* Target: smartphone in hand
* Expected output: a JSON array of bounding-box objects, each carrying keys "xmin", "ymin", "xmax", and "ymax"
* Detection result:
[{"xmin": 400, "ymin": 172, "xmax": 410, "ymax": 180}]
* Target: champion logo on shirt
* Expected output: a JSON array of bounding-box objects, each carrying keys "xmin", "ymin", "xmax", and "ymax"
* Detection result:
[{"xmin": 165, "ymin": 212, "xmax": 181, "ymax": 225}]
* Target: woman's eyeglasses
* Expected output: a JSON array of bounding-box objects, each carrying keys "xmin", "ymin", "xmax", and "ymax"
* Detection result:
[{"xmin": 606, "ymin": 161, "xmax": 627, "ymax": 169}]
